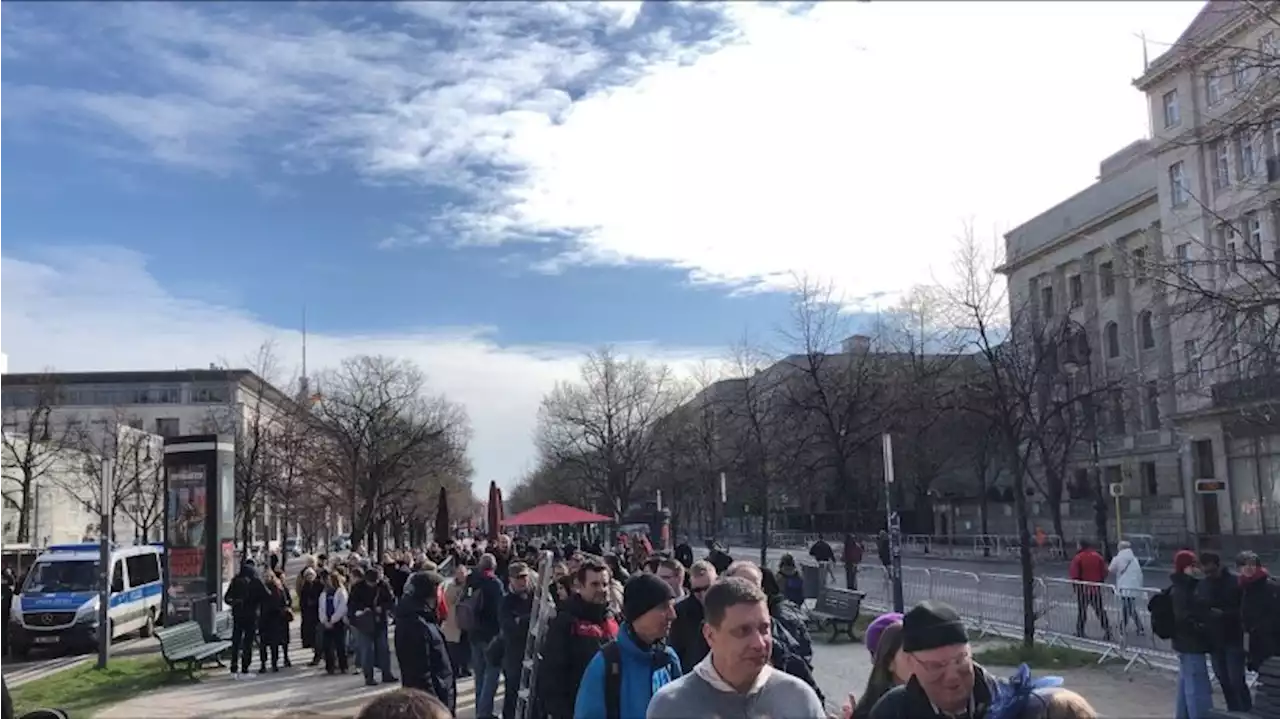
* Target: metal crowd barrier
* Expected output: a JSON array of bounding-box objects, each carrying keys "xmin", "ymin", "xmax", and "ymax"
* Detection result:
[
  {"xmin": 516, "ymin": 550, "xmax": 556, "ymax": 719},
  {"xmin": 851, "ymin": 564, "xmax": 1175, "ymax": 672}
]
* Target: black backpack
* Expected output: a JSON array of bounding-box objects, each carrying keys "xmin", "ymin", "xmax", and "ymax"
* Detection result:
[
  {"xmin": 1149, "ymin": 587, "xmax": 1175, "ymax": 639},
  {"xmin": 601, "ymin": 641, "xmax": 675, "ymax": 719}
]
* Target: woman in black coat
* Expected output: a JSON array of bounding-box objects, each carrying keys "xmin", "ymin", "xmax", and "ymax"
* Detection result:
[
  {"xmin": 299, "ymin": 568, "xmax": 325, "ymax": 665},
  {"xmin": 394, "ymin": 572, "xmax": 456, "ymax": 714},
  {"xmin": 259, "ymin": 572, "xmax": 292, "ymax": 672}
]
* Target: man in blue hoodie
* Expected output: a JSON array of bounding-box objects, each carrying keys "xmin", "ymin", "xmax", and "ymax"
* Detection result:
[{"xmin": 574, "ymin": 573, "xmax": 681, "ymax": 719}]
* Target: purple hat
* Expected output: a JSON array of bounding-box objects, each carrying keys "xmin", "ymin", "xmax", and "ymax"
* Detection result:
[{"xmin": 865, "ymin": 612, "xmax": 903, "ymax": 657}]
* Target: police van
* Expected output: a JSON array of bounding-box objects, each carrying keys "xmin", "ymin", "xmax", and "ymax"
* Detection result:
[{"xmin": 8, "ymin": 543, "xmax": 164, "ymax": 657}]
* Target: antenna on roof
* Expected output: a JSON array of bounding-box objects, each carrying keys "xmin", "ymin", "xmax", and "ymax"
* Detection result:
[
  {"xmin": 299, "ymin": 304, "xmax": 310, "ymax": 401},
  {"xmin": 1140, "ymin": 31, "xmax": 1150, "ymax": 71}
]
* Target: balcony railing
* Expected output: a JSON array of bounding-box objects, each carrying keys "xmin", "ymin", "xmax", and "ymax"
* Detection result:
[{"xmin": 1212, "ymin": 373, "xmax": 1280, "ymax": 407}]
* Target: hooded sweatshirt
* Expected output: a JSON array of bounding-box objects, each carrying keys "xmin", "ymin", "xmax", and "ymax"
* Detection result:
[{"xmin": 646, "ymin": 654, "xmax": 825, "ymax": 719}]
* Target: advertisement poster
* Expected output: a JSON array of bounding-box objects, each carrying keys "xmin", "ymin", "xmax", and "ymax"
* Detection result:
[{"xmin": 167, "ymin": 465, "xmax": 208, "ymax": 622}]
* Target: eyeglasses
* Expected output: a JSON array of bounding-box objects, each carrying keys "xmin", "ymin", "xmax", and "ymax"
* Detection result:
[
  {"xmin": 912, "ymin": 651, "xmax": 972, "ymax": 676},
  {"xmin": 691, "ymin": 586, "xmax": 710, "ymax": 594}
]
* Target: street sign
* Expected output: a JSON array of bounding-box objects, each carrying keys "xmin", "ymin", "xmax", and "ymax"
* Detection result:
[
  {"xmin": 1108, "ymin": 483, "xmax": 1124, "ymax": 498},
  {"xmin": 1195, "ymin": 479, "xmax": 1227, "ymax": 493}
]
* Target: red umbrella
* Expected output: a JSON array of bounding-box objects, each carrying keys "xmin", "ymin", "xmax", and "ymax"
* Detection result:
[{"xmin": 487, "ymin": 481, "xmax": 502, "ymax": 541}]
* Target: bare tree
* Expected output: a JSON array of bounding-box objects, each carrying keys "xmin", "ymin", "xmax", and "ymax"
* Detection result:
[
  {"xmin": 508, "ymin": 458, "xmax": 588, "ymax": 514},
  {"xmin": 201, "ymin": 343, "xmax": 297, "ymax": 549},
  {"xmin": 944, "ymin": 229, "xmax": 1127, "ymax": 646},
  {"xmin": 113, "ymin": 429, "xmax": 164, "ymax": 543},
  {"xmin": 774, "ymin": 278, "xmax": 895, "ymax": 532},
  {"xmin": 57, "ymin": 409, "xmax": 155, "ymax": 541},
  {"xmin": 312, "ymin": 355, "xmax": 470, "ymax": 550},
  {"xmin": 1, "ymin": 374, "xmax": 73, "ymax": 543},
  {"xmin": 535, "ymin": 348, "xmax": 682, "ymax": 520},
  {"xmin": 720, "ymin": 339, "xmax": 814, "ymax": 567}
]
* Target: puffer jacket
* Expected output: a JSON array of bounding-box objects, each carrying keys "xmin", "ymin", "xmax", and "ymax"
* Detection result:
[{"xmin": 1170, "ymin": 572, "xmax": 1210, "ymax": 655}]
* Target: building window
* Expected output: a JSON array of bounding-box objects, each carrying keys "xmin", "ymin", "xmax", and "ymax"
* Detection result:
[
  {"xmin": 1105, "ymin": 321, "xmax": 1120, "ymax": 358},
  {"xmin": 190, "ymin": 386, "xmax": 230, "ymax": 403},
  {"xmin": 1239, "ymin": 131, "xmax": 1257, "ymax": 177},
  {"xmin": 1228, "ymin": 241, "xmax": 1239, "ymax": 272},
  {"xmin": 1109, "ymin": 388, "xmax": 1126, "ymax": 435},
  {"xmin": 1207, "ymin": 70, "xmax": 1223, "ymax": 106},
  {"xmin": 1068, "ymin": 274, "xmax": 1083, "ymax": 308},
  {"xmin": 1194, "ymin": 439, "xmax": 1215, "ymax": 479},
  {"xmin": 1233, "ymin": 56, "xmax": 1249, "ymax": 88},
  {"xmin": 1040, "ymin": 285, "xmax": 1054, "ymax": 318},
  {"xmin": 1162, "ymin": 89, "xmax": 1181, "ymax": 127},
  {"xmin": 1099, "ymin": 261, "xmax": 1116, "ymax": 297},
  {"xmin": 1263, "ymin": 32, "xmax": 1277, "ymax": 59},
  {"xmin": 1212, "ymin": 139, "xmax": 1231, "ymax": 188},
  {"xmin": 155, "ymin": 418, "xmax": 180, "ymax": 437},
  {"xmin": 1145, "ymin": 381, "xmax": 1161, "ymax": 430},
  {"xmin": 1176, "ymin": 243, "xmax": 1192, "ymax": 275},
  {"xmin": 1132, "ymin": 247, "xmax": 1148, "ymax": 285},
  {"xmin": 1141, "ymin": 461, "xmax": 1158, "ymax": 496},
  {"xmin": 1246, "ymin": 211, "xmax": 1263, "ymax": 258},
  {"xmin": 1185, "ymin": 339, "xmax": 1202, "ymax": 387},
  {"xmin": 1139, "ymin": 310, "xmax": 1156, "ymax": 349},
  {"xmin": 1169, "ymin": 161, "xmax": 1188, "ymax": 206}
]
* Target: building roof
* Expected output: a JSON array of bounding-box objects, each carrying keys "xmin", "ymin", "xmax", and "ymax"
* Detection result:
[
  {"xmin": 1135, "ymin": 1, "xmax": 1259, "ymax": 90},
  {"xmin": 1, "ymin": 369, "xmax": 296, "ymax": 409}
]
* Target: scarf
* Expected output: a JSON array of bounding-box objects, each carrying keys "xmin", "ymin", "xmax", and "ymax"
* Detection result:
[
  {"xmin": 693, "ymin": 653, "xmax": 773, "ymax": 695},
  {"xmin": 1241, "ymin": 568, "xmax": 1271, "ymax": 586}
]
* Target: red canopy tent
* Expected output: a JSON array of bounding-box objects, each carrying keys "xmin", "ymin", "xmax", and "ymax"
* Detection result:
[{"xmin": 503, "ymin": 503, "xmax": 612, "ymax": 528}]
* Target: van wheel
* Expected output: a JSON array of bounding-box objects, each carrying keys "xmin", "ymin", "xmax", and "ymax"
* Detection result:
[{"xmin": 139, "ymin": 610, "xmax": 156, "ymax": 638}]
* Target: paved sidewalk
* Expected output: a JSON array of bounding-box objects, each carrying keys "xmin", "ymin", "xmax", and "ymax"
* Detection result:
[{"xmin": 96, "ymin": 665, "xmax": 493, "ymax": 719}]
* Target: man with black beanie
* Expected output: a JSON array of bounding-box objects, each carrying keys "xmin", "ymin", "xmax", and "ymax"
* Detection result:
[
  {"xmin": 869, "ymin": 600, "xmax": 1007, "ymax": 719},
  {"xmin": 573, "ymin": 573, "xmax": 682, "ymax": 719}
]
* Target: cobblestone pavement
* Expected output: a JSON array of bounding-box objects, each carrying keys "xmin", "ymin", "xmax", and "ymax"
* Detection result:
[{"xmin": 810, "ymin": 638, "xmax": 1203, "ymax": 719}]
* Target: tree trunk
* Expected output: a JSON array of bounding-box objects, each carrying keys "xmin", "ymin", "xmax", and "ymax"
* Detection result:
[
  {"xmin": 17, "ymin": 474, "xmax": 34, "ymax": 543},
  {"xmin": 758, "ymin": 478, "xmax": 770, "ymax": 569},
  {"xmin": 1094, "ymin": 475, "xmax": 1111, "ymax": 560},
  {"xmin": 1011, "ymin": 464, "xmax": 1036, "ymax": 647}
]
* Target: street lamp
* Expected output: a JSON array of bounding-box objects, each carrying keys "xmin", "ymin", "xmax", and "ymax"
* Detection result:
[{"xmin": 1058, "ymin": 324, "xmax": 1112, "ymax": 556}]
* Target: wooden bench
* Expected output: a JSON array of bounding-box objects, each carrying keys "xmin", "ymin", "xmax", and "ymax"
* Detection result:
[
  {"xmin": 1210, "ymin": 656, "xmax": 1280, "ymax": 719},
  {"xmin": 156, "ymin": 621, "xmax": 232, "ymax": 674},
  {"xmin": 807, "ymin": 587, "xmax": 864, "ymax": 643}
]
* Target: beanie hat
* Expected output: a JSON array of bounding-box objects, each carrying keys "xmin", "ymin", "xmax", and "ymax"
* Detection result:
[
  {"xmin": 1173, "ymin": 550, "xmax": 1197, "ymax": 574},
  {"xmin": 901, "ymin": 600, "xmax": 968, "ymax": 653},
  {"xmin": 623, "ymin": 573, "xmax": 675, "ymax": 623},
  {"xmin": 865, "ymin": 612, "xmax": 903, "ymax": 657}
]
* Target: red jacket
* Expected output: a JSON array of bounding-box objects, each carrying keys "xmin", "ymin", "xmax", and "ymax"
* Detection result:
[{"xmin": 1069, "ymin": 550, "xmax": 1108, "ymax": 584}]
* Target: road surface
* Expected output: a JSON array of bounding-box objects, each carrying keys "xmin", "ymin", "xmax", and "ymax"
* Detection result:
[{"xmin": 694, "ymin": 545, "xmax": 1176, "ymax": 664}]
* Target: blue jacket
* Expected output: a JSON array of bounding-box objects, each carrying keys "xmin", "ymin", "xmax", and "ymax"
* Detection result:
[{"xmin": 573, "ymin": 624, "xmax": 681, "ymax": 719}]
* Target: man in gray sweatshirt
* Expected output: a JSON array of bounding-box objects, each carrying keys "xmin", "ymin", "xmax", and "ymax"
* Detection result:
[{"xmin": 646, "ymin": 577, "xmax": 826, "ymax": 718}]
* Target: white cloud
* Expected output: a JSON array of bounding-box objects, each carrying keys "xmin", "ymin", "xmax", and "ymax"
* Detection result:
[
  {"xmin": 6, "ymin": 2, "xmax": 1209, "ymax": 300},
  {"xmin": 0, "ymin": 247, "xmax": 715, "ymax": 491}
]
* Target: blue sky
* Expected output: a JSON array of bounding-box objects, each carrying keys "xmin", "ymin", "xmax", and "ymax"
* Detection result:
[{"xmin": 1, "ymin": 1, "xmax": 1205, "ymax": 489}]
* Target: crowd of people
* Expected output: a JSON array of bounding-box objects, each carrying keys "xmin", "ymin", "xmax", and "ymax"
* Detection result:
[{"xmin": 17, "ymin": 528, "xmax": 1277, "ymax": 719}]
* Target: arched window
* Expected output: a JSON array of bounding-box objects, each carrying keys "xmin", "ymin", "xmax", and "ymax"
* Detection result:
[
  {"xmin": 1105, "ymin": 321, "xmax": 1121, "ymax": 358},
  {"xmin": 1139, "ymin": 310, "xmax": 1156, "ymax": 349}
]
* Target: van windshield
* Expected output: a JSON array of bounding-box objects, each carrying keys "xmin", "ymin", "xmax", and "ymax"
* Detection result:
[{"xmin": 23, "ymin": 560, "xmax": 98, "ymax": 594}]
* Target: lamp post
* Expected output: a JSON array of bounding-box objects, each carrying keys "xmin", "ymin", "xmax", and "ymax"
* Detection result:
[
  {"xmin": 97, "ymin": 457, "xmax": 113, "ymax": 669},
  {"xmin": 1060, "ymin": 324, "xmax": 1113, "ymax": 558},
  {"xmin": 882, "ymin": 433, "xmax": 904, "ymax": 613}
]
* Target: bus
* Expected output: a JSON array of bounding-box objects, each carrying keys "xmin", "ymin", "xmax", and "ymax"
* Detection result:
[{"xmin": 7, "ymin": 543, "xmax": 164, "ymax": 657}]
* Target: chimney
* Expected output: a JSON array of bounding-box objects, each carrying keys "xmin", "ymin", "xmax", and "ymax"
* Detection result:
[{"xmin": 841, "ymin": 335, "xmax": 872, "ymax": 354}]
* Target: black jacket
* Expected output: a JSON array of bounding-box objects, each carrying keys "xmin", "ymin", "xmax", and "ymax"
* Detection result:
[
  {"xmin": 707, "ymin": 549, "xmax": 733, "ymax": 575},
  {"xmin": 258, "ymin": 582, "xmax": 291, "ymax": 645},
  {"xmin": 869, "ymin": 662, "xmax": 1001, "ymax": 719},
  {"xmin": 537, "ymin": 596, "xmax": 618, "ymax": 719},
  {"xmin": 394, "ymin": 594, "xmax": 456, "ymax": 712},
  {"xmin": 465, "ymin": 571, "xmax": 506, "ymax": 643},
  {"xmin": 1196, "ymin": 568, "xmax": 1245, "ymax": 649},
  {"xmin": 809, "ymin": 540, "xmax": 835, "ymax": 563},
  {"xmin": 1241, "ymin": 572, "xmax": 1280, "ymax": 670},
  {"xmin": 349, "ymin": 577, "xmax": 397, "ymax": 629},
  {"xmin": 224, "ymin": 569, "xmax": 269, "ymax": 621},
  {"xmin": 1170, "ymin": 572, "xmax": 1210, "ymax": 655},
  {"xmin": 300, "ymin": 579, "xmax": 324, "ymax": 622},
  {"xmin": 500, "ymin": 590, "xmax": 534, "ymax": 670},
  {"xmin": 670, "ymin": 594, "xmax": 710, "ymax": 671}
]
